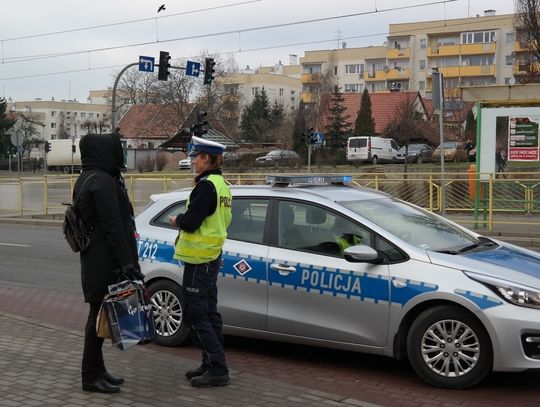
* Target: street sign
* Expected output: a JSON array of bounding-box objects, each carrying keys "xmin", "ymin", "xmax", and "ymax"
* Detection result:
[
  {"xmin": 138, "ymin": 56, "xmax": 155, "ymax": 72},
  {"xmin": 186, "ymin": 61, "xmax": 201, "ymax": 77},
  {"xmin": 312, "ymin": 131, "xmax": 324, "ymax": 145}
]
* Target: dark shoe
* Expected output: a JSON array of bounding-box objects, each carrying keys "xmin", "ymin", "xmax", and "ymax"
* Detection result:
[
  {"xmin": 102, "ymin": 371, "xmax": 125, "ymax": 385},
  {"xmin": 82, "ymin": 379, "xmax": 121, "ymax": 393},
  {"xmin": 185, "ymin": 365, "xmax": 206, "ymax": 380},
  {"xmin": 190, "ymin": 371, "xmax": 230, "ymax": 388}
]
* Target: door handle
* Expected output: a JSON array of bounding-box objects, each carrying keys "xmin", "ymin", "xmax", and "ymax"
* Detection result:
[
  {"xmin": 270, "ymin": 263, "xmax": 297, "ymax": 276},
  {"xmin": 392, "ymin": 279, "xmax": 407, "ymax": 288}
]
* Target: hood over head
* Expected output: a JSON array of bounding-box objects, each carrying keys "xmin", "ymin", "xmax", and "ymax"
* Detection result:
[{"xmin": 80, "ymin": 133, "xmax": 125, "ymax": 175}]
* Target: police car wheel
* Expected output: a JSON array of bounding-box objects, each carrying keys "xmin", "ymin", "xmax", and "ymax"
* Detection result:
[
  {"xmin": 148, "ymin": 280, "xmax": 190, "ymax": 347},
  {"xmin": 406, "ymin": 305, "xmax": 492, "ymax": 389}
]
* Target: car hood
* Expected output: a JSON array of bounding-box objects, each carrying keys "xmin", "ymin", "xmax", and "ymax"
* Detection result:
[{"xmin": 427, "ymin": 240, "xmax": 540, "ymax": 289}]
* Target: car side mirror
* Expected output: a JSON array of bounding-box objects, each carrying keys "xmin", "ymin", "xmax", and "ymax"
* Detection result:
[{"xmin": 344, "ymin": 245, "xmax": 385, "ymax": 264}]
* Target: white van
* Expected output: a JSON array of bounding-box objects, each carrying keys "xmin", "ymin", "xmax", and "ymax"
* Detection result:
[{"xmin": 347, "ymin": 136, "xmax": 400, "ymax": 164}]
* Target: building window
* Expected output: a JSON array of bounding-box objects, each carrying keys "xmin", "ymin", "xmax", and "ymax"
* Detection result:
[
  {"xmin": 251, "ymin": 87, "xmax": 260, "ymax": 95},
  {"xmin": 89, "ymin": 113, "xmax": 94, "ymax": 118},
  {"xmin": 334, "ymin": 66, "xmax": 338, "ymax": 75},
  {"xmin": 419, "ymin": 60, "xmax": 426, "ymax": 70},
  {"xmin": 291, "ymin": 90, "xmax": 295, "ymax": 95},
  {"xmin": 505, "ymin": 55, "xmax": 514, "ymax": 66},
  {"xmin": 279, "ymin": 88, "xmax": 284, "ymax": 96},
  {"xmin": 345, "ymin": 64, "xmax": 362, "ymax": 74},
  {"xmin": 419, "ymin": 80, "xmax": 425, "ymax": 91},
  {"xmin": 420, "ymin": 38, "xmax": 426, "ymax": 49},
  {"xmin": 51, "ymin": 123, "xmax": 56, "ymax": 128},
  {"xmin": 462, "ymin": 31, "xmax": 496, "ymax": 44},
  {"xmin": 66, "ymin": 111, "xmax": 71, "ymax": 116},
  {"xmin": 80, "ymin": 112, "xmax": 86, "ymax": 118},
  {"xmin": 504, "ymin": 77, "xmax": 513, "ymax": 84},
  {"xmin": 506, "ymin": 32, "xmax": 514, "ymax": 44},
  {"xmin": 344, "ymin": 84, "xmax": 360, "ymax": 93}
]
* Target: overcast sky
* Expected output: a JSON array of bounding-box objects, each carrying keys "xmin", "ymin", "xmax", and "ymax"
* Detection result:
[{"xmin": 0, "ymin": 0, "xmax": 515, "ymax": 103}]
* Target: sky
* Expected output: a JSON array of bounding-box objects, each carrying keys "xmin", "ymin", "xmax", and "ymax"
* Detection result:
[{"xmin": 0, "ymin": 0, "xmax": 515, "ymax": 103}]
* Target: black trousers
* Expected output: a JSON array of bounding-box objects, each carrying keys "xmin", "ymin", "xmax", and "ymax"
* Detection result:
[
  {"xmin": 183, "ymin": 256, "xmax": 228, "ymax": 375},
  {"xmin": 81, "ymin": 302, "xmax": 106, "ymax": 382}
]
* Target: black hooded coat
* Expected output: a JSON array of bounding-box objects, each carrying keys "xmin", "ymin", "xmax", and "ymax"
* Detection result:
[{"xmin": 74, "ymin": 134, "xmax": 139, "ymax": 303}]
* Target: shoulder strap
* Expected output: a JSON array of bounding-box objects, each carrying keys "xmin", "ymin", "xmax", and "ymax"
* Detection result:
[{"xmin": 73, "ymin": 173, "xmax": 97, "ymax": 205}]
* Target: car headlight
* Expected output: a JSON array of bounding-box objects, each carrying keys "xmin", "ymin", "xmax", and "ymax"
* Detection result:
[{"xmin": 465, "ymin": 271, "xmax": 540, "ymax": 310}]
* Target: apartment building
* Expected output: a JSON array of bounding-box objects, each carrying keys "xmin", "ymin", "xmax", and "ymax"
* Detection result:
[
  {"xmin": 7, "ymin": 97, "xmax": 110, "ymax": 141},
  {"xmin": 299, "ymin": 11, "xmax": 522, "ymax": 104},
  {"xmin": 219, "ymin": 60, "xmax": 302, "ymax": 122},
  {"xmin": 299, "ymin": 46, "xmax": 387, "ymax": 104}
]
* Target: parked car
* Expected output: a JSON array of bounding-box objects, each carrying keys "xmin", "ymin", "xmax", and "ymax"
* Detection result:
[
  {"xmin": 255, "ymin": 149, "xmax": 300, "ymax": 166},
  {"xmin": 432, "ymin": 141, "xmax": 468, "ymax": 162},
  {"xmin": 178, "ymin": 157, "xmax": 192, "ymax": 169},
  {"xmin": 396, "ymin": 143, "xmax": 433, "ymax": 163},
  {"xmin": 135, "ymin": 175, "xmax": 540, "ymax": 389},
  {"xmin": 223, "ymin": 151, "xmax": 241, "ymax": 162},
  {"xmin": 347, "ymin": 136, "xmax": 401, "ymax": 164}
]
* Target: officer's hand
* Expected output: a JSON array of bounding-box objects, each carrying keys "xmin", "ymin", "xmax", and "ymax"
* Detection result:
[{"xmin": 120, "ymin": 264, "xmax": 145, "ymax": 282}]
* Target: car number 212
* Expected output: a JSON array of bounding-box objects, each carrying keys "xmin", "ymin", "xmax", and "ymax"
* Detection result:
[{"xmin": 138, "ymin": 240, "xmax": 158, "ymax": 260}]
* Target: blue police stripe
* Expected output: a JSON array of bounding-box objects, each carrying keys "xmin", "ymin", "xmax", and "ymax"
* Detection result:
[
  {"xmin": 454, "ymin": 289, "xmax": 502, "ymax": 309},
  {"xmin": 138, "ymin": 239, "xmax": 438, "ymax": 306}
]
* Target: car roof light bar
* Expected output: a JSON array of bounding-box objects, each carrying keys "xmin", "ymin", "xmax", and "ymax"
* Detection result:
[{"xmin": 267, "ymin": 175, "xmax": 352, "ymax": 187}]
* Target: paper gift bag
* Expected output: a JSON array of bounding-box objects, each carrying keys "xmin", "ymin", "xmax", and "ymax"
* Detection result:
[{"xmin": 96, "ymin": 304, "xmax": 111, "ymax": 339}]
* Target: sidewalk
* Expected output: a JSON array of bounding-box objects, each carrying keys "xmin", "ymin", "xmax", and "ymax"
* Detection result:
[{"xmin": 0, "ymin": 312, "xmax": 378, "ymax": 407}]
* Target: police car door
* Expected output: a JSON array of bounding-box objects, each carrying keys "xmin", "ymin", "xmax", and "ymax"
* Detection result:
[
  {"xmin": 267, "ymin": 200, "xmax": 390, "ymax": 347},
  {"xmin": 220, "ymin": 198, "xmax": 270, "ymax": 330}
]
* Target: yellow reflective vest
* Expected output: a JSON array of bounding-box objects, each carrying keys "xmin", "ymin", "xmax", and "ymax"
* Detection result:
[{"xmin": 174, "ymin": 174, "xmax": 232, "ymax": 264}]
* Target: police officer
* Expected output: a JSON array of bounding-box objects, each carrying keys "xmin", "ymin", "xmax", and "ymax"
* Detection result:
[{"xmin": 169, "ymin": 136, "xmax": 232, "ymax": 387}]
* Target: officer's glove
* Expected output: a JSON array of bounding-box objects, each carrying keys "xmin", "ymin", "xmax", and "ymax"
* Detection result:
[{"xmin": 118, "ymin": 264, "xmax": 145, "ymax": 282}]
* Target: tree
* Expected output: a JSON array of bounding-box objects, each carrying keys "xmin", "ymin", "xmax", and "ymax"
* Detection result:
[
  {"xmin": 324, "ymin": 87, "xmax": 351, "ymax": 154},
  {"xmin": 0, "ymin": 98, "xmax": 15, "ymax": 157},
  {"xmin": 240, "ymin": 88, "xmax": 272, "ymax": 142},
  {"xmin": 353, "ymin": 88, "xmax": 375, "ymax": 136},
  {"xmin": 514, "ymin": 0, "xmax": 540, "ymax": 82},
  {"xmin": 464, "ymin": 109, "xmax": 477, "ymax": 142}
]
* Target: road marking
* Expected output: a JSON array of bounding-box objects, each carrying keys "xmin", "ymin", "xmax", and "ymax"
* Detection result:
[{"xmin": 0, "ymin": 243, "xmax": 31, "ymax": 247}]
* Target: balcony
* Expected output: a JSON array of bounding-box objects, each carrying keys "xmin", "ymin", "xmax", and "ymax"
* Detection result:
[
  {"xmin": 386, "ymin": 68, "xmax": 410, "ymax": 80},
  {"xmin": 301, "ymin": 92, "xmax": 319, "ymax": 104},
  {"xmin": 364, "ymin": 71, "xmax": 387, "ymax": 81},
  {"xmin": 222, "ymin": 94, "xmax": 240, "ymax": 103},
  {"xmin": 427, "ymin": 43, "xmax": 496, "ymax": 57},
  {"xmin": 301, "ymin": 73, "xmax": 323, "ymax": 83},
  {"xmin": 437, "ymin": 65, "xmax": 496, "ymax": 77},
  {"xmin": 514, "ymin": 61, "xmax": 540, "ymax": 75},
  {"xmin": 387, "ymin": 48, "xmax": 410, "ymax": 59}
]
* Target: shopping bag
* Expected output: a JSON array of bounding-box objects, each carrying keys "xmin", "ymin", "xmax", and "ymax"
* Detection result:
[
  {"xmin": 103, "ymin": 280, "xmax": 155, "ymax": 350},
  {"xmin": 96, "ymin": 304, "xmax": 111, "ymax": 339}
]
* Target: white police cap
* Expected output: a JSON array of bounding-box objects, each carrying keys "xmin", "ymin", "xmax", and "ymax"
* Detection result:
[{"xmin": 189, "ymin": 135, "xmax": 227, "ymax": 157}]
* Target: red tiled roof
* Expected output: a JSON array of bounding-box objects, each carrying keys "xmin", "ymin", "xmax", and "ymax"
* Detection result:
[
  {"xmin": 319, "ymin": 91, "xmax": 427, "ymax": 135},
  {"xmin": 117, "ymin": 104, "xmax": 194, "ymax": 140}
]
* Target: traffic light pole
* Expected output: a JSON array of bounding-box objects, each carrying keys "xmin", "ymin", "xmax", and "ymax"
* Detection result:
[{"xmin": 111, "ymin": 62, "xmax": 188, "ymax": 130}]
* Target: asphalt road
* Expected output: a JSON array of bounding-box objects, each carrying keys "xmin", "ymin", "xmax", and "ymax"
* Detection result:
[{"xmin": 1, "ymin": 223, "xmax": 539, "ymax": 407}]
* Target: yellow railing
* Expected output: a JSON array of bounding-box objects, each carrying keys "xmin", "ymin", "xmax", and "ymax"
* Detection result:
[{"xmin": 1, "ymin": 172, "xmax": 540, "ymax": 231}]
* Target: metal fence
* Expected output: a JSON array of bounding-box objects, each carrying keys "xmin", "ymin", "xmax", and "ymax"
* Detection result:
[{"xmin": 1, "ymin": 171, "xmax": 539, "ymax": 231}]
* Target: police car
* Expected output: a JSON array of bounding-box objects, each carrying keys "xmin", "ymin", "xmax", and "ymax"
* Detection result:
[{"xmin": 135, "ymin": 175, "xmax": 540, "ymax": 389}]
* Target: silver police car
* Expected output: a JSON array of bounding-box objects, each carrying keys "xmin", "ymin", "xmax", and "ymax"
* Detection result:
[{"xmin": 135, "ymin": 175, "xmax": 540, "ymax": 389}]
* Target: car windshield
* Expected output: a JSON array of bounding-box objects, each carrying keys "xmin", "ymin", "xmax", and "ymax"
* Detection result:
[
  {"xmin": 339, "ymin": 198, "xmax": 480, "ymax": 252},
  {"xmin": 408, "ymin": 144, "xmax": 424, "ymax": 151}
]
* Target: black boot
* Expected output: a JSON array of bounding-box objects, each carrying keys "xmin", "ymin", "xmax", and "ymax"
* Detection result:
[
  {"xmin": 185, "ymin": 365, "xmax": 206, "ymax": 380},
  {"xmin": 82, "ymin": 379, "xmax": 121, "ymax": 393},
  {"xmin": 190, "ymin": 371, "xmax": 229, "ymax": 387},
  {"xmin": 102, "ymin": 371, "xmax": 125, "ymax": 385}
]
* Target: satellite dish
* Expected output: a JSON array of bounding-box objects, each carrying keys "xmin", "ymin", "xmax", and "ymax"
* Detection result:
[{"xmin": 509, "ymin": 77, "xmax": 516, "ymax": 85}]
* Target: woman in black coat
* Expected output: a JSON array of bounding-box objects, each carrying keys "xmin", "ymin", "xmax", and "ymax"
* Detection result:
[{"xmin": 75, "ymin": 133, "xmax": 142, "ymax": 394}]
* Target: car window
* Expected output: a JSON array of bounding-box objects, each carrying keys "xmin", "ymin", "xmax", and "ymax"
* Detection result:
[
  {"xmin": 228, "ymin": 198, "xmax": 269, "ymax": 244},
  {"xmin": 340, "ymin": 198, "xmax": 479, "ymax": 251},
  {"xmin": 278, "ymin": 201, "xmax": 371, "ymax": 257},
  {"xmin": 151, "ymin": 201, "xmax": 187, "ymax": 228}
]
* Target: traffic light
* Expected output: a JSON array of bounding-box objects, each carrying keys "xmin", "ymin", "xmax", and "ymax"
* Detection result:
[
  {"xmin": 158, "ymin": 51, "xmax": 171, "ymax": 81},
  {"xmin": 71, "ymin": 144, "xmax": 76, "ymax": 153},
  {"xmin": 304, "ymin": 127, "xmax": 314, "ymax": 145},
  {"xmin": 191, "ymin": 110, "xmax": 208, "ymax": 137},
  {"xmin": 203, "ymin": 57, "xmax": 216, "ymax": 85},
  {"xmin": 44, "ymin": 141, "xmax": 51, "ymax": 153}
]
